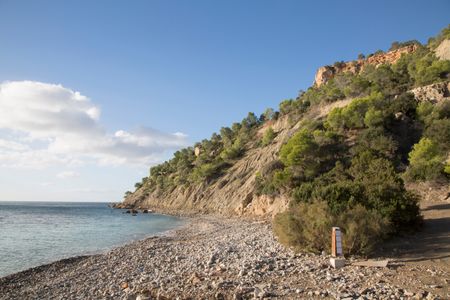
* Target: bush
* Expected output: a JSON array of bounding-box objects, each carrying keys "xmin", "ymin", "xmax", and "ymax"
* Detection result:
[
  {"xmin": 343, "ymin": 75, "xmax": 371, "ymax": 98},
  {"xmin": 364, "ymin": 107, "xmax": 384, "ymax": 127},
  {"xmin": 288, "ymin": 152, "xmax": 422, "ymax": 233},
  {"xmin": 192, "ymin": 160, "xmax": 229, "ymax": 182},
  {"xmin": 337, "ymin": 205, "xmax": 389, "ymax": 255},
  {"xmin": 273, "ymin": 200, "xmax": 332, "ymax": 253},
  {"xmin": 261, "ymin": 127, "xmax": 276, "ymax": 146},
  {"xmin": 405, "ymin": 138, "xmax": 445, "ymax": 181},
  {"xmin": 273, "ymin": 200, "xmax": 390, "ymax": 255},
  {"xmin": 220, "ymin": 138, "xmax": 244, "ymax": 160},
  {"xmin": 444, "ymin": 163, "xmax": 450, "ymax": 176},
  {"xmin": 279, "ymin": 129, "xmax": 320, "ymax": 180},
  {"xmin": 326, "ymin": 92, "xmax": 385, "ymax": 131},
  {"xmin": 262, "ymin": 108, "xmax": 275, "ymax": 121},
  {"xmin": 409, "ymin": 56, "xmax": 450, "ymax": 86},
  {"xmin": 279, "ymin": 99, "xmax": 295, "ymax": 115},
  {"xmin": 352, "ymin": 128, "xmax": 398, "ymax": 159},
  {"xmin": 424, "ymin": 119, "xmax": 450, "ymax": 152}
]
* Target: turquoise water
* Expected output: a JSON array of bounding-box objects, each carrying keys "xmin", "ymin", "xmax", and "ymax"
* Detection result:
[{"xmin": 0, "ymin": 202, "xmax": 183, "ymax": 277}]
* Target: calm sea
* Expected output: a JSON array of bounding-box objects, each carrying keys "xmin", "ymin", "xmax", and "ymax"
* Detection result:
[{"xmin": 0, "ymin": 201, "xmax": 183, "ymax": 277}]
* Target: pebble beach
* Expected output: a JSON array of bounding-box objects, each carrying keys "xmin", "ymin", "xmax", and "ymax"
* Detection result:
[{"xmin": 0, "ymin": 217, "xmax": 448, "ymax": 299}]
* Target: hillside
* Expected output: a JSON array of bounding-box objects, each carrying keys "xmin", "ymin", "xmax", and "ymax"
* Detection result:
[{"xmin": 117, "ymin": 26, "xmax": 450, "ymax": 255}]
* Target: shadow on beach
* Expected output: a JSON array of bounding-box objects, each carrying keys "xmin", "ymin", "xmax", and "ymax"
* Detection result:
[{"xmin": 378, "ymin": 200, "xmax": 450, "ymax": 268}]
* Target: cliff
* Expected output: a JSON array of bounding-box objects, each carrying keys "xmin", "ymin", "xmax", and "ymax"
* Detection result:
[
  {"xmin": 119, "ymin": 79, "xmax": 450, "ymax": 217},
  {"xmin": 314, "ymin": 44, "xmax": 418, "ymax": 87},
  {"xmin": 118, "ymin": 36, "xmax": 450, "ymax": 219},
  {"xmin": 121, "ymin": 116, "xmax": 295, "ymax": 217}
]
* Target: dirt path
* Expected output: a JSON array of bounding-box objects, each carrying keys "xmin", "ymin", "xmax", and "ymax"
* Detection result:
[{"xmin": 381, "ymin": 200, "xmax": 450, "ymax": 269}]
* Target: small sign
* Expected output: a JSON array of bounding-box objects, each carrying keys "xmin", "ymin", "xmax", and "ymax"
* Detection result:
[{"xmin": 331, "ymin": 227, "xmax": 343, "ymax": 257}]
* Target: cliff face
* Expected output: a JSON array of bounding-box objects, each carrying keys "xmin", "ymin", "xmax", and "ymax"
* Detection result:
[
  {"xmin": 314, "ymin": 44, "xmax": 418, "ymax": 87},
  {"xmin": 120, "ymin": 80, "xmax": 450, "ymax": 218},
  {"xmin": 435, "ymin": 39, "xmax": 450, "ymax": 61},
  {"xmin": 119, "ymin": 35, "xmax": 450, "ymax": 218},
  {"xmin": 121, "ymin": 116, "xmax": 296, "ymax": 218}
]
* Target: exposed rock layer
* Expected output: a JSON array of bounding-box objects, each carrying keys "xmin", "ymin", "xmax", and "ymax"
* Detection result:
[
  {"xmin": 119, "ymin": 81, "xmax": 450, "ymax": 218},
  {"xmin": 410, "ymin": 81, "xmax": 450, "ymax": 103},
  {"xmin": 120, "ymin": 116, "xmax": 296, "ymax": 218},
  {"xmin": 314, "ymin": 44, "xmax": 418, "ymax": 87},
  {"xmin": 435, "ymin": 39, "xmax": 450, "ymax": 61}
]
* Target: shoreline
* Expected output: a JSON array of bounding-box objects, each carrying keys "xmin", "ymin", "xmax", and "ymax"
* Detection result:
[
  {"xmin": 0, "ymin": 213, "xmax": 190, "ymax": 280},
  {"xmin": 1, "ymin": 216, "xmax": 448, "ymax": 299},
  {"xmin": 0, "ymin": 207, "xmax": 187, "ymax": 279}
]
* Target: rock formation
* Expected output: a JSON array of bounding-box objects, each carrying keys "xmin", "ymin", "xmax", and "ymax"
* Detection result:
[
  {"xmin": 314, "ymin": 44, "xmax": 418, "ymax": 87},
  {"xmin": 435, "ymin": 39, "xmax": 450, "ymax": 61},
  {"xmin": 120, "ymin": 116, "xmax": 295, "ymax": 218},
  {"xmin": 410, "ymin": 81, "xmax": 450, "ymax": 103},
  {"xmin": 118, "ymin": 81, "xmax": 449, "ymax": 218}
]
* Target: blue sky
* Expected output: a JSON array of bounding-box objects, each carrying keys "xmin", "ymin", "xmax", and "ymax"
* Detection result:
[{"xmin": 0, "ymin": 0, "xmax": 448, "ymax": 201}]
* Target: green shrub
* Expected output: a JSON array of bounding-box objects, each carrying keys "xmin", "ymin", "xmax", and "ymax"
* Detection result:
[
  {"xmin": 220, "ymin": 138, "xmax": 245, "ymax": 160},
  {"xmin": 405, "ymin": 138, "xmax": 445, "ymax": 181},
  {"xmin": 424, "ymin": 119, "xmax": 450, "ymax": 152},
  {"xmin": 279, "ymin": 129, "xmax": 320, "ymax": 180},
  {"xmin": 326, "ymin": 92, "xmax": 384, "ymax": 131},
  {"xmin": 444, "ymin": 163, "xmax": 450, "ymax": 176},
  {"xmin": 364, "ymin": 107, "xmax": 384, "ymax": 127},
  {"xmin": 409, "ymin": 56, "xmax": 450, "ymax": 86},
  {"xmin": 273, "ymin": 200, "xmax": 332, "ymax": 253},
  {"xmin": 192, "ymin": 160, "xmax": 229, "ymax": 182},
  {"xmin": 261, "ymin": 127, "xmax": 276, "ymax": 146},
  {"xmin": 279, "ymin": 99, "xmax": 295, "ymax": 115},
  {"xmin": 273, "ymin": 200, "xmax": 390, "ymax": 255},
  {"xmin": 337, "ymin": 205, "xmax": 390, "ymax": 255},
  {"xmin": 352, "ymin": 128, "xmax": 398, "ymax": 158},
  {"xmin": 343, "ymin": 75, "xmax": 371, "ymax": 98}
]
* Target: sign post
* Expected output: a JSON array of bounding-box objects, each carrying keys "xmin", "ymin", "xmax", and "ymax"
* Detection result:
[{"xmin": 330, "ymin": 227, "xmax": 345, "ymax": 268}]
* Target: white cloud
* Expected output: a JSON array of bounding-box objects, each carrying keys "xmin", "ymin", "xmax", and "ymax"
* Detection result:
[
  {"xmin": 56, "ymin": 171, "xmax": 80, "ymax": 179},
  {"xmin": 0, "ymin": 81, "xmax": 188, "ymax": 168}
]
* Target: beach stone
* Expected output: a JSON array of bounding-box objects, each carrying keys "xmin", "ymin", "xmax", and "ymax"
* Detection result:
[{"xmin": 121, "ymin": 282, "xmax": 129, "ymax": 289}]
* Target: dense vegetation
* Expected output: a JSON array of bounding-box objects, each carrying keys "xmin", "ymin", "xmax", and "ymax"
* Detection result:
[
  {"xmin": 128, "ymin": 26, "xmax": 450, "ymax": 255},
  {"xmin": 132, "ymin": 111, "xmax": 274, "ymax": 196},
  {"xmin": 271, "ymin": 27, "xmax": 449, "ymax": 255}
]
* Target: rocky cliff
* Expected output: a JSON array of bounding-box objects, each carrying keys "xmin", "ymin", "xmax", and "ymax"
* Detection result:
[
  {"xmin": 435, "ymin": 39, "xmax": 450, "ymax": 60},
  {"xmin": 120, "ymin": 116, "xmax": 296, "ymax": 217},
  {"xmin": 119, "ymin": 37, "xmax": 449, "ymax": 219},
  {"xmin": 314, "ymin": 44, "xmax": 418, "ymax": 87},
  {"xmin": 118, "ymin": 81, "xmax": 449, "ymax": 217}
]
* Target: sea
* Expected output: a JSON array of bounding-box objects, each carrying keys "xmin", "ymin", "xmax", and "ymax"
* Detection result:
[{"xmin": 0, "ymin": 201, "xmax": 183, "ymax": 277}]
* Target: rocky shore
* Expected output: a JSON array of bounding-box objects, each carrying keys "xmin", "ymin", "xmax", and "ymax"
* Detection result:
[{"xmin": 0, "ymin": 217, "xmax": 448, "ymax": 300}]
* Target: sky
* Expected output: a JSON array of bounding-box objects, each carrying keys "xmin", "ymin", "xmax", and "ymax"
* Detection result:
[{"xmin": 0, "ymin": 0, "xmax": 448, "ymax": 202}]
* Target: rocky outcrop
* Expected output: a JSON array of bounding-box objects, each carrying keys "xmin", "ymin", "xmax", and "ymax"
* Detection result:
[
  {"xmin": 314, "ymin": 66, "xmax": 336, "ymax": 87},
  {"xmin": 410, "ymin": 81, "xmax": 450, "ymax": 103},
  {"xmin": 314, "ymin": 44, "xmax": 418, "ymax": 87},
  {"xmin": 435, "ymin": 39, "xmax": 450, "ymax": 61}
]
